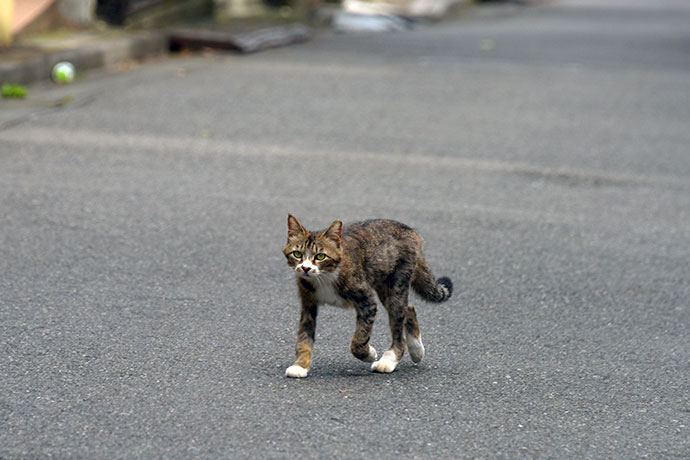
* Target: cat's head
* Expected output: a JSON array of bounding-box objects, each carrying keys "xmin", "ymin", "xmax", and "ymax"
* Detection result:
[{"xmin": 283, "ymin": 214, "xmax": 342, "ymax": 279}]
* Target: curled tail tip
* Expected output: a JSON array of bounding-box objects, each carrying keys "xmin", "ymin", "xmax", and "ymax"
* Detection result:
[{"xmin": 437, "ymin": 277, "xmax": 453, "ymax": 300}]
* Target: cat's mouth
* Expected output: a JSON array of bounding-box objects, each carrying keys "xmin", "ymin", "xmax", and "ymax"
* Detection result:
[{"xmin": 296, "ymin": 268, "xmax": 319, "ymax": 278}]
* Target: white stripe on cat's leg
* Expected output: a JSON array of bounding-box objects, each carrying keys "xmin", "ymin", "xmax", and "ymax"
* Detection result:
[
  {"xmin": 406, "ymin": 330, "xmax": 425, "ymax": 363},
  {"xmin": 371, "ymin": 349, "xmax": 399, "ymax": 373},
  {"xmin": 364, "ymin": 344, "xmax": 378, "ymax": 363},
  {"xmin": 404, "ymin": 306, "xmax": 424, "ymax": 363}
]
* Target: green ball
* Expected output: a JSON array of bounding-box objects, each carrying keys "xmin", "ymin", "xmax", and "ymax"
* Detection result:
[{"xmin": 52, "ymin": 62, "xmax": 76, "ymax": 83}]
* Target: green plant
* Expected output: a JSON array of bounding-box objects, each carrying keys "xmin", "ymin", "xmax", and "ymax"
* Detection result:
[{"xmin": 1, "ymin": 83, "xmax": 28, "ymax": 99}]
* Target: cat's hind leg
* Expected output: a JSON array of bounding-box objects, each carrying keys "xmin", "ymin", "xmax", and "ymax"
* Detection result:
[
  {"xmin": 372, "ymin": 267, "xmax": 418, "ymax": 373},
  {"xmin": 405, "ymin": 306, "xmax": 425, "ymax": 363},
  {"xmin": 372, "ymin": 290, "xmax": 409, "ymax": 374},
  {"xmin": 371, "ymin": 306, "xmax": 406, "ymax": 373}
]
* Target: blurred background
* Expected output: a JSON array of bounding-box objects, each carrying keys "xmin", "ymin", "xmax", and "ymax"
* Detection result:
[{"xmin": 4, "ymin": 0, "xmax": 468, "ymax": 41}]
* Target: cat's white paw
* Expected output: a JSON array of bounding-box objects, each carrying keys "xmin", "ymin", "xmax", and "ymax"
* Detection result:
[
  {"xmin": 371, "ymin": 350, "xmax": 399, "ymax": 373},
  {"xmin": 407, "ymin": 334, "xmax": 425, "ymax": 363},
  {"xmin": 285, "ymin": 365, "xmax": 308, "ymax": 378},
  {"xmin": 363, "ymin": 345, "xmax": 378, "ymax": 363},
  {"xmin": 371, "ymin": 358, "xmax": 397, "ymax": 373}
]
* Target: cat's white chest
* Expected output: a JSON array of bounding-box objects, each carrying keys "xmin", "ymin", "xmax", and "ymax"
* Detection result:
[{"xmin": 313, "ymin": 271, "xmax": 349, "ymax": 308}]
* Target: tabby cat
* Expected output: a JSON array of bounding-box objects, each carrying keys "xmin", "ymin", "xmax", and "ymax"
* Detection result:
[{"xmin": 283, "ymin": 214, "xmax": 453, "ymax": 378}]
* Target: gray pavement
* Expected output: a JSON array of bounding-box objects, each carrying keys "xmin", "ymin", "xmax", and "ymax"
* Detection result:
[{"xmin": 1, "ymin": 0, "xmax": 689, "ymax": 458}]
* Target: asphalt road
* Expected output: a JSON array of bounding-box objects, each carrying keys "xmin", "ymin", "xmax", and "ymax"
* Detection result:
[{"xmin": 2, "ymin": 0, "xmax": 689, "ymax": 458}]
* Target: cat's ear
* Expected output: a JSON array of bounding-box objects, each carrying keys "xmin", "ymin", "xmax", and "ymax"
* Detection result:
[
  {"xmin": 287, "ymin": 214, "xmax": 307, "ymax": 238},
  {"xmin": 321, "ymin": 219, "xmax": 343, "ymax": 244}
]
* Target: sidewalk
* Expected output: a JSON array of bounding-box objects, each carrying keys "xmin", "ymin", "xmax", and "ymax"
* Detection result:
[
  {"xmin": 0, "ymin": 28, "xmax": 167, "ymax": 86},
  {"xmin": 0, "ymin": 17, "xmax": 315, "ymax": 87}
]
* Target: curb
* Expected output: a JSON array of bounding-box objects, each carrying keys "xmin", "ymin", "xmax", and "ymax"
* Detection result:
[
  {"xmin": 0, "ymin": 31, "xmax": 168, "ymax": 86},
  {"xmin": 0, "ymin": 22, "xmax": 313, "ymax": 87}
]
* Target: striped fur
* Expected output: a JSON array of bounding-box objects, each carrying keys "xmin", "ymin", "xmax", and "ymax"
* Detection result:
[{"xmin": 283, "ymin": 215, "xmax": 453, "ymax": 377}]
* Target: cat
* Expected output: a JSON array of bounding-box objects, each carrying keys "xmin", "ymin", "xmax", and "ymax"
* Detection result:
[{"xmin": 282, "ymin": 214, "xmax": 453, "ymax": 378}]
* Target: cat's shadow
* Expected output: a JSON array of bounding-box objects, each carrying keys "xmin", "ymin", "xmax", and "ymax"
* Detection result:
[{"xmin": 297, "ymin": 361, "xmax": 428, "ymax": 380}]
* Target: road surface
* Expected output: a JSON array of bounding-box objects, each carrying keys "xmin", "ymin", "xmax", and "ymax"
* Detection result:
[{"xmin": 1, "ymin": 0, "xmax": 689, "ymax": 458}]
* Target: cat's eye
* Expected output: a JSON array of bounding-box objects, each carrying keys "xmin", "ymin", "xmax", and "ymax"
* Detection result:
[
  {"xmin": 315, "ymin": 253, "xmax": 326, "ymax": 261},
  {"xmin": 292, "ymin": 250, "xmax": 303, "ymax": 259}
]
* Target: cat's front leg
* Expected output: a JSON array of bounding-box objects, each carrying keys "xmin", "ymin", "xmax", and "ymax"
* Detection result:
[
  {"xmin": 350, "ymin": 293, "xmax": 378, "ymax": 363},
  {"xmin": 286, "ymin": 298, "xmax": 317, "ymax": 378}
]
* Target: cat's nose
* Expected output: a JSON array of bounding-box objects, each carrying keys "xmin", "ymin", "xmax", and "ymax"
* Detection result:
[{"xmin": 302, "ymin": 266, "xmax": 311, "ymax": 273}]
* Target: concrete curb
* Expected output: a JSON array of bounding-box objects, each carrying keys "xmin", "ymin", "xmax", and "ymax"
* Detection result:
[{"xmin": 0, "ymin": 31, "xmax": 168, "ymax": 86}]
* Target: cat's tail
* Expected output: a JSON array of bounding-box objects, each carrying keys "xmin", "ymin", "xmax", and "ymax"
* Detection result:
[{"xmin": 411, "ymin": 254, "xmax": 453, "ymax": 303}]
